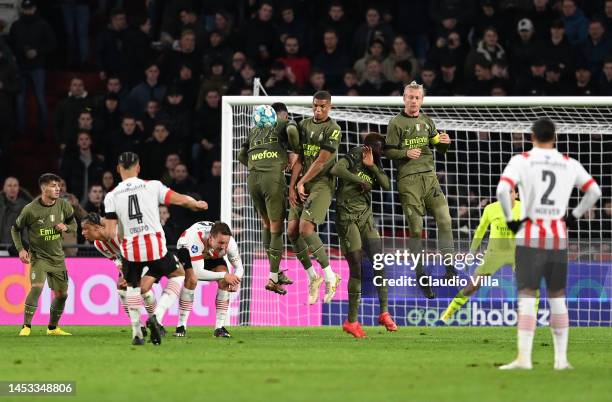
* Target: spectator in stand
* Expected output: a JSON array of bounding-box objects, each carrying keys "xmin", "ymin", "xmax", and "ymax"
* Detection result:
[
  {"xmin": 543, "ymin": 63, "xmax": 569, "ymax": 95},
  {"xmin": 169, "ymin": 163, "xmax": 198, "ymax": 231},
  {"xmin": 598, "ymin": 56, "xmax": 612, "ymax": 95},
  {"xmin": 213, "ymin": 10, "xmax": 239, "ymax": 49},
  {"xmin": 437, "ymin": 58, "xmax": 462, "ymax": 95},
  {"xmin": 278, "ymin": 35, "xmax": 310, "ymax": 89},
  {"xmin": 464, "ymin": 27, "xmax": 507, "ymax": 80},
  {"xmin": 229, "ymin": 50, "xmax": 246, "ymax": 76},
  {"xmin": 55, "ymin": 77, "xmax": 92, "ymax": 153},
  {"xmin": 161, "ymin": 152, "xmax": 181, "ymax": 186},
  {"xmin": 395, "ymin": 0, "xmax": 431, "ymax": 63},
  {"xmin": 140, "ymin": 121, "xmax": 179, "ymax": 180},
  {"xmin": 83, "ymin": 184, "xmax": 104, "ymax": 215},
  {"xmin": 9, "ymin": 0, "xmax": 56, "ymax": 139},
  {"xmin": 127, "ymin": 62, "xmax": 166, "ymax": 117},
  {"xmin": 176, "ymin": 7, "xmax": 206, "ymax": 50},
  {"xmin": 227, "ymin": 60, "xmax": 256, "ymax": 95},
  {"xmin": 193, "ymin": 88, "xmax": 221, "ymax": 171},
  {"xmin": 0, "ymin": 177, "xmax": 31, "ymax": 252},
  {"xmin": 59, "ymin": 0, "xmax": 90, "ymax": 68},
  {"xmin": 418, "ymin": 64, "xmax": 440, "ymax": 95},
  {"xmin": 277, "ymin": 5, "xmax": 311, "ymax": 54},
  {"xmin": 354, "ymin": 38, "xmax": 387, "ymax": 81},
  {"xmin": 577, "ymin": 19, "xmax": 611, "ymax": 76},
  {"xmin": 197, "ymin": 160, "xmax": 221, "ymax": 221},
  {"xmin": 159, "ymin": 204, "xmax": 180, "ymax": 245},
  {"xmin": 101, "ymin": 170, "xmax": 115, "ymax": 196},
  {"xmin": 160, "ymin": 86, "xmax": 192, "ymax": 151},
  {"xmin": 389, "ymin": 60, "xmax": 414, "ymax": 94},
  {"xmin": 560, "ymin": 0, "xmax": 589, "ymax": 45},
  {"xmin": 528, "ymin": 0, "xmax": 557, "ymax": 40},
  {"xmin": 93, "ymin": 75, "xmax": 128, "ymax": 112},
  {"xmin": 510, "ymin": 18, "xmax": 542, "ymax": 78},
  {"xmin": 429, "ymin": 0, "xmax": 475, "ymax": 39},
  {"xmin": 491, "ymin": 60, "xmax": 512, "ymax": 92},
  {"xmin": 542, "ymin": 19, "xmax": 575, "ymax": 78},
  {"xmin": 301, "ymin": 68, "xmax": 327, "ymax": 95},
  {"xmin": 60, "ymin": 131, "xmax": 105, "ymax": 203},
  {"xmin": 352, "ymin": 6, "xmax": 394, "ymax": 60},
  {"xmin": 473, "ymin": 0, "xmax": 504, "ymax": 42},
  {"xmin": 313, "ymin": 29, "xmax": 350, "ymax": 88},
  {"xmin": 515, "ymin": 58, "xmax": 547, "ymax": 95},
  {"xmin": 358, "ymin": 57, "xmax": 395, "ymax": 95},
  {"xmin": 202, "ymin": 30, "xmax": 233, "ymax": 73},
  {"xmin": 264, "ymin": 61, "xmax": 296, "ymax": 95},
  {"xmin": 600, "ymin": 0, "xmax": 612, "ymax": 32},
  {"xmin": 197, "ymin": 59, "xmax": 229, "ymax": 106},
  {"xmin": 139, "ymin": 99, "xmax": 161, "ymax": 138},
  {"xmin": 159, "ymin": 28, "xmax": 202, "ymax": 85},
  {"xmin": 95, "ymin": 93, "xmax": 121, "ymax": 141},
  {"xmin": 124, "ymin": 15, "xmax": 154, "ymax": 88},
  {"xmin": 96, "ymin": 7, "xmax": 129, "ymax": 83},
  {"xmin": 572, "ymin": 64, "xmax": 597, "ymax": 95},
  {"xmin": 107, "ymin": 114, "xmax": 143, "ymax": 164},
  {"xmin": 467, "ymin": 60, "xmax": 495, "ymax": 95},
  {"xmin": 428, "ymin": 30, "xmax": 468, "ymax": 76},
  {"xmin": 382, "ymin": 34, "xmax": 419, "ymax": 83},
  {"xmin": 333, "ymin": 68, "xmax": 359, "ymax": 95},
  {"xmin": 240, "ymin": 1, "xmax": 279, "ymax": 61},
  {"xmin": 0, "ymin": 37, "xmax": 19, "ymax": 146},
  {"xmin": 316, "ymin": 1, "xmax": 353, "ymax": 52},
  {"xmin": 0, "ymin": 0, "xmax": 21, "ymax": 35}
]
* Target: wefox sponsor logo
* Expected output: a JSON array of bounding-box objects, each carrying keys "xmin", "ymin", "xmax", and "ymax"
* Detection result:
[{"xmin": 251, "ymin": 151, "xmax": 279, "ymax": 160}]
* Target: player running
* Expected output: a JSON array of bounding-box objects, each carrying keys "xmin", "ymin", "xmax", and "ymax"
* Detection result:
[
  {"xmin": 497, "ymin": 118, "xmax": 600, "ymax": 370},
  {"xmin": 238, "ymin": 102, "xmax": 299, "ymax": 295},
  {"xmin": 441, "ymin": 188, "xmax": 522, "ymax": 323},
  {"xmin": 330, "ymin": 133, "xmax": 398, "ymax": 338},
  {"xmin": 12, "ymin": 173, "xmax": 77, "ymax": 336},
  {"xmin": 101, "ymin": 152, "xmax": 208, "ymax": 346},
  {"xmin": 288, "ymin": 91, "xmax": 342, "ymax": 305},
  {"xmin": 175, "ymin": 221, "xmax": 243, "ymax": 338},
  {"xmin": 384, "ymin": 81, "xmax": 454, "ymax": 299}
]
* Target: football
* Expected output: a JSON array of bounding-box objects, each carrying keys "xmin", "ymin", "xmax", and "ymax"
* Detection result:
[{"xmin": 252, "ymin": 104, "xmax": 277, "ymax": 128}]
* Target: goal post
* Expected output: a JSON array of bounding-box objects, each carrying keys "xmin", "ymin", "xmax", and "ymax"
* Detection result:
[{"xmin": 221, "ymin": 96, "xmax": 612, "ymax": 327}]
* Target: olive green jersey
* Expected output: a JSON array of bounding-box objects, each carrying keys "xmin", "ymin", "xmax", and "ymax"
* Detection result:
[
  {"xmin": 11, "ymin": 197, "xmax": 76, "ymax": 265},
  {"xmin": 298, "ymin": 117, "xmax": 342, "ymax": 188},
  {"xmin": 240, "ymin": 119, "xmax": 298, "ymax": 173},
  {"xmin": 333, "ymin": 146, "xmax": 390, "ymax": 216},
  {"xmin": 384, "ymin": 111, "xmax": 449, "ymax": 181}
]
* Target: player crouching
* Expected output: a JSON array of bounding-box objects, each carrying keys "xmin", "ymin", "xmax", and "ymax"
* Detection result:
[{"xmin": 176, "ymin": 221, "xmax": 243, "ymax": 338}]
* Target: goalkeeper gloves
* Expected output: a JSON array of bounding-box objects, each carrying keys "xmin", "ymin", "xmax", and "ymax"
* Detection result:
[
  {"xmin": 506, "ymin": 218, "xmax": 527, "ymax": 234},
  {"xmin": 565, "ymin": 211, "xmax": 578, "ymax": 229}
]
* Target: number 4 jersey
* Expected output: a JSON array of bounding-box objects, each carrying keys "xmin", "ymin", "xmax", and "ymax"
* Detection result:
[
  {"xmin": 104, "ymin": 177, "xmax": 174, "ymax": 262},
  {"xmin": 499, "ymin": 147, "xmax": 597, "ymax": 249}
]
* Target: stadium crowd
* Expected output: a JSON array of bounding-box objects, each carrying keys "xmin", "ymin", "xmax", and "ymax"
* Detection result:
[{"xmin": 0, "ymin": 0, "xmax": 611, "ymax": 253}]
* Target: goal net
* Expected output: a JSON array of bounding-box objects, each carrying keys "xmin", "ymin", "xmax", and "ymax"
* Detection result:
[{"xmin": 221, "ymin": 96, "xmax": 612, "ymax": 327}]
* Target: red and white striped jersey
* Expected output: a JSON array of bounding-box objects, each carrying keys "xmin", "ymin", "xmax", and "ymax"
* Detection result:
[
  {"xmin": 104, "ymin": 177, "xmax": 174, "ymax": 262},
  {"xmin": 177, "ymin": 221, "xmax": 244, "ymax": 277},
  {"xmin": 499, "ymin": 147, "xmax": 596, "ymax": 249},
  {"xmin": 93, "ymin": 236, "xmax": 122, "ymax": 266}
]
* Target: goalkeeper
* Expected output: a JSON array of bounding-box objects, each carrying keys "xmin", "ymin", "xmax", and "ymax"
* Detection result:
[
  {"xmin": 238, "ymin": 102, "xmax": 299, "ymax": 295},
  {"xmin": 441, "ymin": 187, "xmax": 525, "ymax": 323},
  {"xmin": 331, "ymin": 133, "xmax": 397, "ymax": 338},
  {"xmin": 384, "ymin": 81, "xmax": 454, "ymax": 299}
]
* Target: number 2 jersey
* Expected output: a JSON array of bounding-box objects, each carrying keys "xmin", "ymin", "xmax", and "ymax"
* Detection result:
[
  {"xmin": 498, "ymin": 148, "xmax": 598, "ymax": 250},
  {"xmin": 176, "ymin": 221, "xmax": 244, "ymax": 278},
  {"xmin": 104, "ymin": 177, "xmax": 174, "ymax": 262}
]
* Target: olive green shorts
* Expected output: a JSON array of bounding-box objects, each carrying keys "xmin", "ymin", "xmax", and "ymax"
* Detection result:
[
  {"xmin": 336, "ymin": 211, "xmax": 379, "ymax": 254},
  {"xmin": 397, "ymin": 171, "xmax": 447, "ymax": 217},
  {"xmin": 30, "ymin": 259, "xmax": 69, "ymax": 291},
  {"xmin": 247, "ymin": 171, "xmax": 287, "ymax": 221},
  {"xmin": 474, "ymin": 249, "xmax": 515, "ymax": 276},
  {"xmin": 287, "ymin": 181, "xmax": 333, "ymax": 225}
]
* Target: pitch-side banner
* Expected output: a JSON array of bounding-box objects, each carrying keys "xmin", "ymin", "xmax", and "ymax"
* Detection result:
[{"xmin": 0, "ymin": 258, "xmax": 238, "ymax": 326}]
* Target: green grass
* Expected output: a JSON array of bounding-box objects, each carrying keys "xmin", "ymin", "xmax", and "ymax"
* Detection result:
[{"xmin": 0, "ymin": 326, "xmax": 610, "ymax": 402}]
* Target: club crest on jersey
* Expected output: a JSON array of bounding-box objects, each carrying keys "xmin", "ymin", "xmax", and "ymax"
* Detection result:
[{"xmin": 191, "ymin": 245, "xmax": 199, "ymax": 254}]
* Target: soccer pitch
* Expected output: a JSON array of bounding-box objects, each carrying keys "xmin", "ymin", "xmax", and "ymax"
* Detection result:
[{"xmin": 1, "ymin": 326, "xmax": 610, "ymax": 402}]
